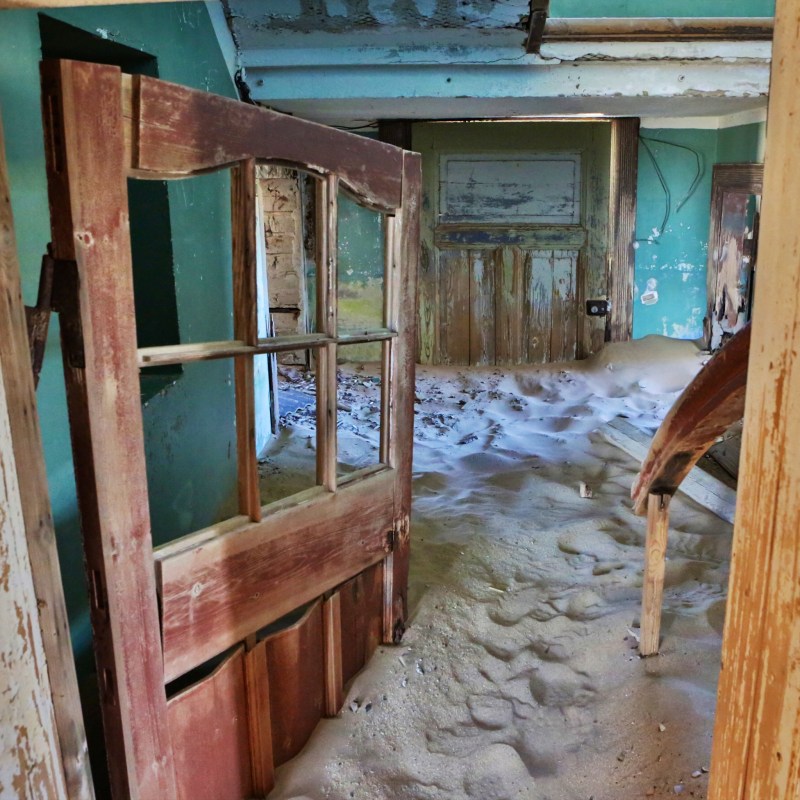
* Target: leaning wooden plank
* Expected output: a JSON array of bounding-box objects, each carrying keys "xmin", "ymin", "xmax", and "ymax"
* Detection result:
[
  {"xmin": 601, "ymin": 418, "xmax": 737, "ymax": 523},
  {"xmin": 231, "ymin": 158, "xmax": 261, "ymax": 522},
  {"xmin": 639, "ymin": 493, "xmax": 671, "ymax": 657},
  {"xmin": 264, "ymin": 602, "xmax": 325, "ymax": 766},
  {"xmin": 0, "ymin": 107, "xmax": 93, "ymax": 799},
  {"xmin": 709, "ymin": 2, "xmax": 800, "ymax": 796},
  {"xmin": 0, "ymin": 324, "xmax": 68, "ymax": 799},
  {"xmin": 125, "ymin": 74, "xmax": 403, "ymax": 211},
  {"xmin": 166, "ymin": 647, "xmax": 253, "ymax": 800},
  {"xmin": 386, "ymin": 152, "xmax": 421, "ymax": 642},
  {"xmin": 157, "ymin": 469, "xmax": 396, "ymax": 683},
  {"xmin": 137, "ymin": 334, "xmax": 332, "ymax": 367},
  {"xmin": 630, "ymin": 324, "xmax": 750, "ymax": 516},
  {"xmin": 41, "ymin": 59, "xmax": 177, "ymax": 799}
]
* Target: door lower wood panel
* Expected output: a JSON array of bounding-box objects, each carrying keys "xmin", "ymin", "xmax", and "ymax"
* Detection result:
[{"xmin": 438, "ymin": 247, "xmax": 578, "ymax": 366}]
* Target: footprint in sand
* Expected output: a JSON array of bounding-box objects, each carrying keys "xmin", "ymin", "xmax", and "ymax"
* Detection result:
[
  {"xmin": 557, "ymin": 530, "xmax": 625, "ymax": 562},
  {"xmin": 488, "ymin": 588, "xmax": 563, "ymax": 626},
  {"xmin": 529, "ymin": 661, "xmax": 595, "ymax": 709},
  {"xmin": 463, "ymin": 744, "xmax": 539, "ymax": 800},
  {"xmin": 467, "ymin": 695, "xmax": 514, "ymax": 731}
]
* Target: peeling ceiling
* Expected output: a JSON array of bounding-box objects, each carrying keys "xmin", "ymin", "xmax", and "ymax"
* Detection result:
[
  {"xmin": 226, "ymin": 1, "xmax": 771, "ymax": 126},
  {"xmin": 229, "ymin": 0, "xmax": 527, "ymax": 36}
]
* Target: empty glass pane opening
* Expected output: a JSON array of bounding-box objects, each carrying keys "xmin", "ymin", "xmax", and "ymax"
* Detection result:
[
  {"xmin": 141, "ymin": 358, "xmax": 238, "ymax": 546},
  {"xmin": 337, "ymin": 343, "xmax": 384, "ymax": 477},
  {"xmin": 258, "ymin": 350, "xmax": 319, "ymax": 505},
  {"xmin": 337, "ymin": 191, "xmax": 386, "ymax": 336},
  {"xmin": 256, "ymin": 166, "xmax": 319, "ymax": 337}
]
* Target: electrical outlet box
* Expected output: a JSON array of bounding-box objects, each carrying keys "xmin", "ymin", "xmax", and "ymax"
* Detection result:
[{"xmin": 586, "ymin": 299, "xmax": 610, "ymax": 317}]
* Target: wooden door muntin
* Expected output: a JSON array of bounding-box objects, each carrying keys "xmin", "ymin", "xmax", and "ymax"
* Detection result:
[{"xmin": 41, "ymin": 58, "xmax": 419, "ymax": 799}]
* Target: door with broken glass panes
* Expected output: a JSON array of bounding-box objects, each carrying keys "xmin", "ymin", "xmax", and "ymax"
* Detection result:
[
  {"xmin": 415, "ymin": 121, "xmax": 613, "ymax": 366},
  {"xmin": 41, "ymin": 59, "xmax": 418, "ymax": 800}
]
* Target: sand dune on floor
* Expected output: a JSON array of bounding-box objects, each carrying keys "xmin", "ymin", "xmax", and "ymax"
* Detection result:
[{"xmin": 264, "ymin": 335, "xmax": 731, "ymax": 800}]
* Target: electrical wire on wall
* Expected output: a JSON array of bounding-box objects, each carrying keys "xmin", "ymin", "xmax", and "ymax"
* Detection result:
[{"xmin": 637, "ymin": 135, "xmax": 705, "ymax": 243}]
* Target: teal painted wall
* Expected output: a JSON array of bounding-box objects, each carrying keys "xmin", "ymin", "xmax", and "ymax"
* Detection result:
[
  {"xmin": 633, "ymin": 123, "xmax": 764, "ymax": 340},
  {"xmin": 718, "ymin": 121, "xmax": 765, "ymax": 162},
  {"xmin": 0, "ymin": 0, "xmax": 238, "ymax": 688},
  {"xmin": 552, "ymin": 0, "xmax": 773, "ymax": 17}
]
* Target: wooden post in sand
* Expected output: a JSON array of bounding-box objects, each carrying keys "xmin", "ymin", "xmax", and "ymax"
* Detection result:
[{"xmin": 639, "ymin": 493, "xmax": 670, "ymax": 656}]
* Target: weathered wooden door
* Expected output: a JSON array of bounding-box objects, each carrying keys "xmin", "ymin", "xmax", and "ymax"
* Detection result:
[
  {"xmin": 41, "ymin": 59, "xmax": 418, "ymax": 799},
  {"xmin": 704, "ymin": 163, "xmax": 763, "ymax": 351},
  {"xmin": 415, "ymin": 122, "xmax": 613, "ymax": 365}
]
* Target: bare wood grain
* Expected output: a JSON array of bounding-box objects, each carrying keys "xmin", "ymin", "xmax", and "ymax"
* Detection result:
[
  {"xmin": 41, "ymin": 58, "xmax": 177, "ymax": 800},
  {"xmin": 709, "ymin": 3, "xmax": 800, "ymax": 796},
  {"xmin": 639, "ymin": 493, "xmax": 670, "ymax": 657},
  {"xmin": 1, "ymin": 105, "xmax": 93, "ymax": 799}
]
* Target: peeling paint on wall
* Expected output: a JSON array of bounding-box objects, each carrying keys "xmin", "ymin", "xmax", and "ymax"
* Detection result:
[{"xmin": 633, "ymin": 124, "xmax": 762, "ymax": 341}]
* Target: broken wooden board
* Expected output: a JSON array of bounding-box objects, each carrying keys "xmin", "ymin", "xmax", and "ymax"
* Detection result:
[
  {"xmin": 600, "ymin": 417, "xmax": 736, "ymax": 524},
  {"xmin": 629, "ymin": 325, "xmax": 749, "ymax": 517}
]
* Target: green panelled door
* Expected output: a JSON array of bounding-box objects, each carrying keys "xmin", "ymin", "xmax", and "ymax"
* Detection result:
[{"xmin": 414, "ymin": 121, "xmax": 612, "ymax": 366}]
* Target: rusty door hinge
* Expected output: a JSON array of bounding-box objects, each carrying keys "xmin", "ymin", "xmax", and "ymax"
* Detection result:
[{"xmin": 25, "ymin": 248, "xmax": 83, "ymax": 387}]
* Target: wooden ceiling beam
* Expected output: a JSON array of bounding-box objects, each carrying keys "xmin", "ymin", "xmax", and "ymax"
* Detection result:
[{"xmin": 527, "ymin": 17, "xmax": 773, "ymax": 51}]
